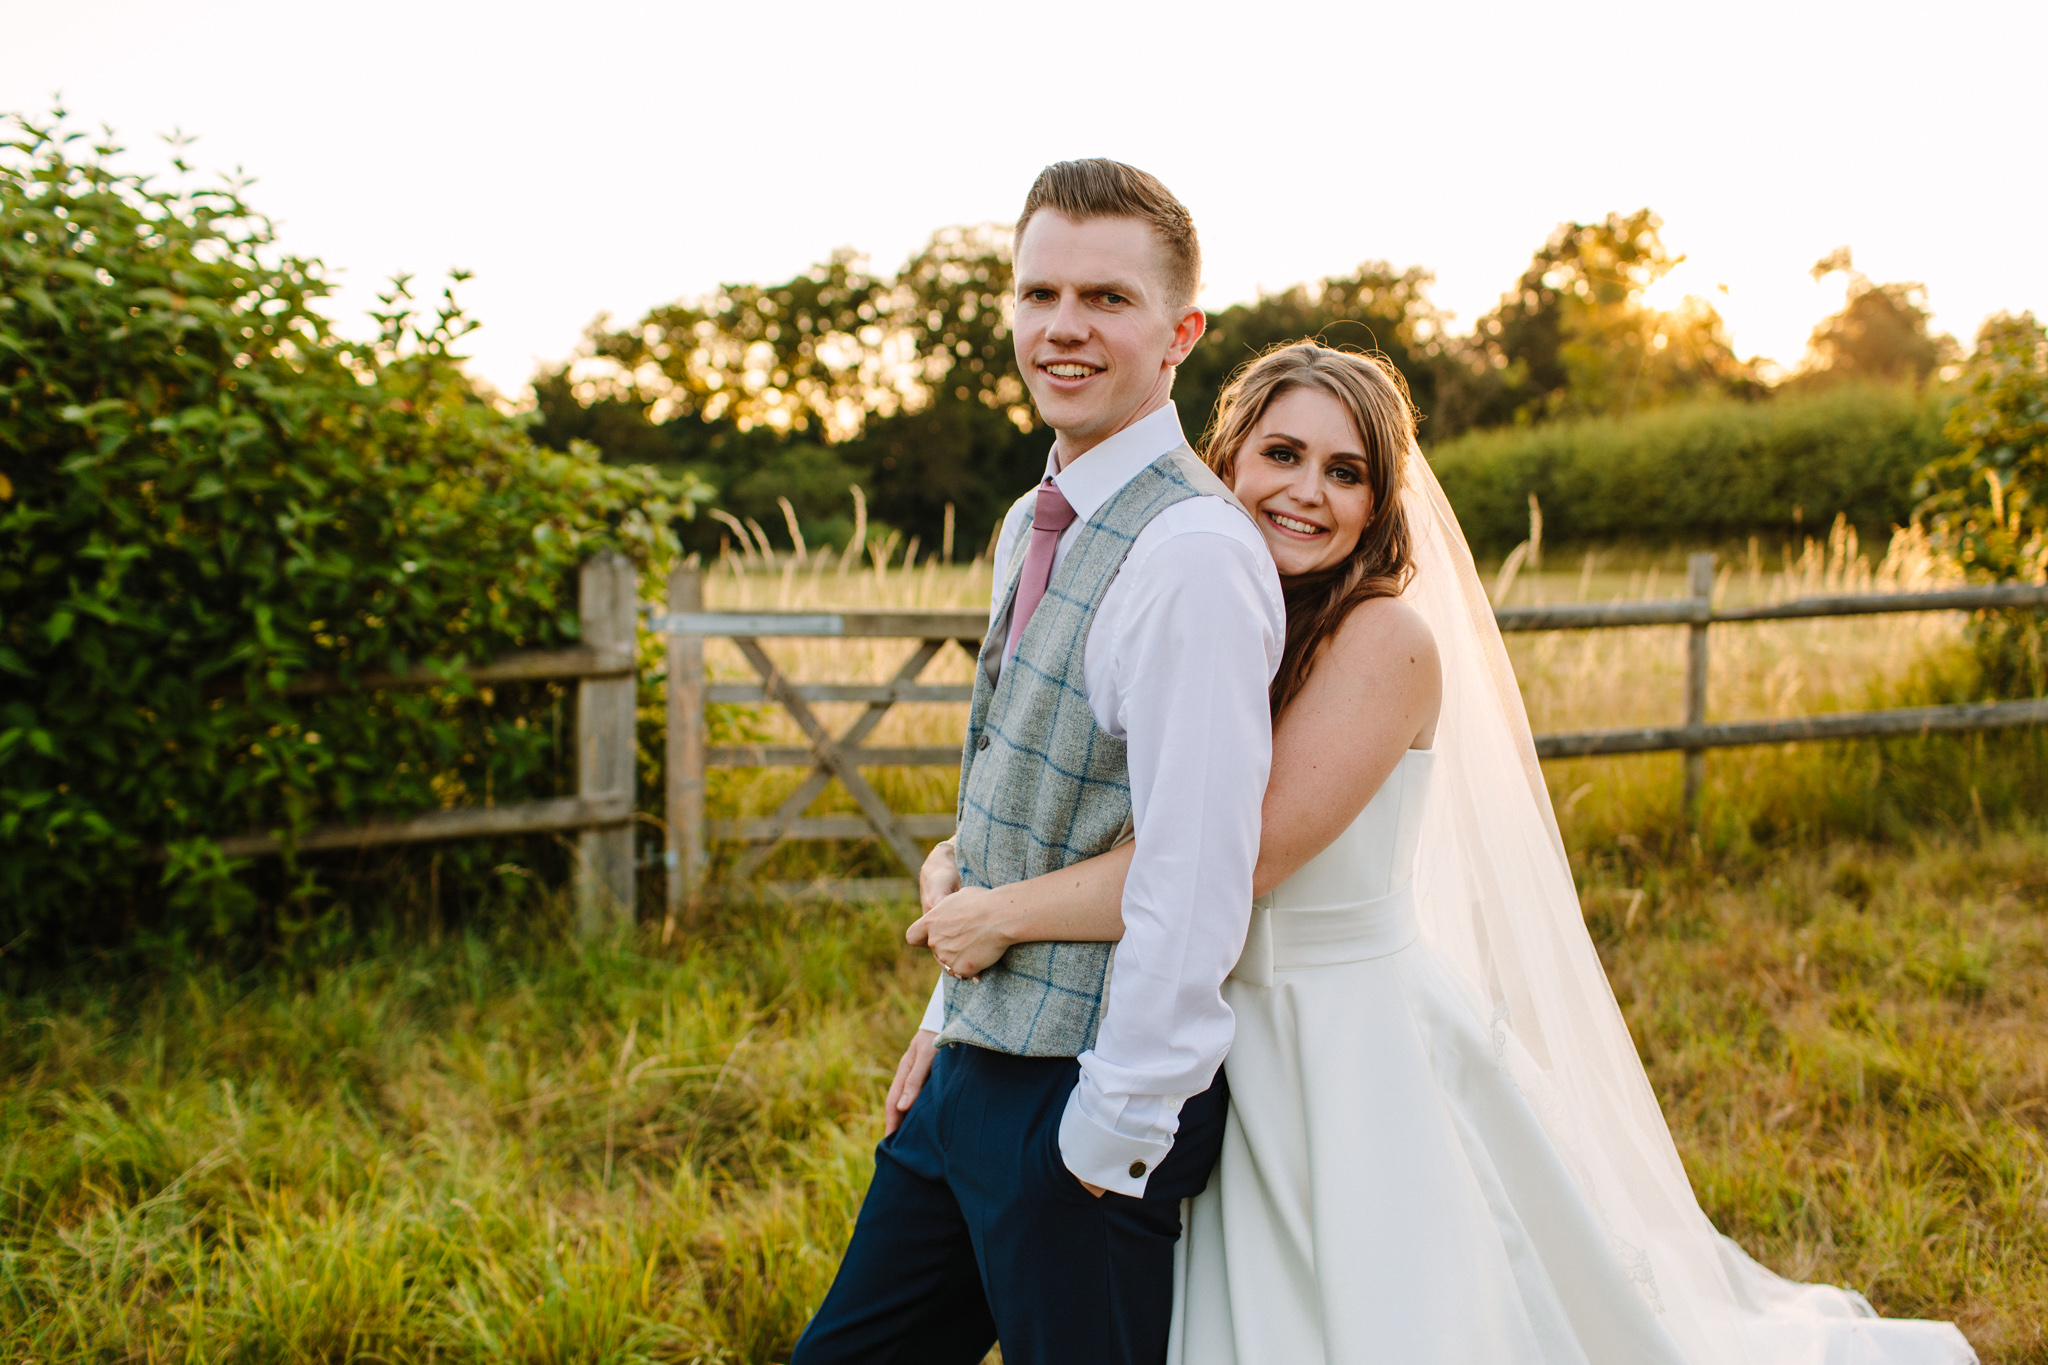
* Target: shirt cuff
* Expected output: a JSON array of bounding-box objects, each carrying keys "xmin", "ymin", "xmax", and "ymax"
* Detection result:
[
  {"xmin": 1058, "ymin": 1081, "xmax": 1174, "ymax": 1198},
  {"xmin": 917, "ymin": 975, "xmax": 945, "ymax": 1034}
]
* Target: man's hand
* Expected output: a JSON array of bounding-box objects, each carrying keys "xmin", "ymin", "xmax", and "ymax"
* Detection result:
[
  {"xmin": 1079, "ymin": 1178, "xmax": 1106, "ymax": 1198},
  {"xmin": 919, "ymin": 839, "xmax": 961, "ymax": 913},
  {"xmin": 885, "ymin": 1029, "xmax": 938, "ymax": 1136}
]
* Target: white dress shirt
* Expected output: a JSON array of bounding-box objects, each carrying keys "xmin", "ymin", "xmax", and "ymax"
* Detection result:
[{"xmin": 918, "ymin": 401, "xmax": 1284, "ymax": 1197}]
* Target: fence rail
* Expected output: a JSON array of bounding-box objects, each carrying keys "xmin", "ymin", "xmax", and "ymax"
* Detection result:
[
  {"xmin": 212, "ymin": 794, "xmax": 634, "ymax": 859},
  {"xmin": 282, "ymin": 645, "xmax": 635, "ymax": 697},
  {"xmin": 1535, "ymin": 698, "xmax": 2048, "ymax": 760},
  {"xmin": 704, "ymin": 683, "xmax": 974, "ymax": 704},
  {"xmin": 1493, "ymin": 581, "xmax": 2048, "ymax": 632}
]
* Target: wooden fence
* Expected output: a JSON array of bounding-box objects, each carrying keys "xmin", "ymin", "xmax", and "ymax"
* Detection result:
[
  {"xmin": 653, "ymin": 557, "xmax": 2048, "ymax": 918},
  {"xmin": 215, "ymin": 552, "xmax": 642, "ymax": 937},
  {"xmin": 219, "ymin": 554, "xmax": 2048, "ymax": 933}
]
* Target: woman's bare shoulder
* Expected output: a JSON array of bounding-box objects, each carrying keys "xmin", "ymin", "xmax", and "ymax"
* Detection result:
[
  {"xmin": 1283, "ymin": 594, "xmax": 1442, "ymax": 753},
  {"xmin": 1288, "ymin": 595, "xmax": 1440, "ymax": 718},
  {"xmin": 1324, "ymin": 595, "xmax": 1439, "ymax": 673}
]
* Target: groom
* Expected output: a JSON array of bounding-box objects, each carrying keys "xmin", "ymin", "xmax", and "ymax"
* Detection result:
[{"xmin": 791, "ymin": 159, "xmax": 1283, "ymax": 1365}]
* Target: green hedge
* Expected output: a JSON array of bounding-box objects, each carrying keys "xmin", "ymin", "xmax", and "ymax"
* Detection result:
[
  {"xmin": 1426, "ymin": 382, "xmax": 1952, "ymax": 555},
  {"xmin": 0, "ymin": 116, "xmax": 702, "ymax": 948}
]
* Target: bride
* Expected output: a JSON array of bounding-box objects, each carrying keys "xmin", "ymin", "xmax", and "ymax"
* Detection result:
[{"xmin": 906, "ymin": 343, "xmax": 1976, "ymax": 1363}]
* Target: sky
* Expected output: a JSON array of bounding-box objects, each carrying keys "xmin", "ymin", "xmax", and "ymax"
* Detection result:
[{"xmin": 6, "ymin": 0, "xmax": 2042, "ymax": 398}]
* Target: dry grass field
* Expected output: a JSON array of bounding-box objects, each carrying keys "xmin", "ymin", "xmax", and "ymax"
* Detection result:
[{"xmin": 7, "ymin": 524, "xmax": 2048, "ymax": 1361}]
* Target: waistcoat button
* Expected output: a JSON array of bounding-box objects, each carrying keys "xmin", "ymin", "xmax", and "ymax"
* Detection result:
[
  {"xmin": 975, "ymin": 733, "xmax": 990, "ymax": 751},
  {"xmin": 1128, "ymin": 1160, "xmax": 1147, "ymax": 1178}
]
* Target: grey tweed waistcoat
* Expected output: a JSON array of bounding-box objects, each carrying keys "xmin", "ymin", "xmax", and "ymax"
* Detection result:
[{"xmin": 939, "ymin": 444, "xmax": 1243, "ymax": 1057}]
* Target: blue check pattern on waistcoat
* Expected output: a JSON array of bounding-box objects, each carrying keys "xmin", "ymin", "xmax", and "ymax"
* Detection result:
[{"xmin": 939, "ymin": 445, "xmax": 1240, "ymax": 1057}]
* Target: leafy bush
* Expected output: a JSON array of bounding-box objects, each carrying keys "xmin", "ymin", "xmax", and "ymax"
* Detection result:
[
  {"xmin": 0, "ymin": 114, "xmax": 705, "ymax": 949},
  {"xmin": 1427, "ymin": 382, "xmax": 1950, "ymax": 556},
  {"xmin": 1913, "ymin": 311, "xmax": 2048, "ymax": 694}
]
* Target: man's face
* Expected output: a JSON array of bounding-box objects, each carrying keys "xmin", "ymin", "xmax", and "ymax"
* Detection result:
[{"xmin": 1012, "ymin": 212, "xmax": 1204, "ymax": 462}]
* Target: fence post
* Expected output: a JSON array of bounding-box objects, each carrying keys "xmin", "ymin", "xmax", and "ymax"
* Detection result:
[
  {"xmin": 664, "ymin": 566, "xmax": 707, "ymax": 936},
  {"xmin": 575, "ymin": 552, "xmax": 637, "ymax": 934},
  {"xmin": 1683, "ymin": 552, "xmax": 1715, "ymax": 819}
]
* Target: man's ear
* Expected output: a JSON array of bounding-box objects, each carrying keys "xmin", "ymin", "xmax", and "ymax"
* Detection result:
[{"xmin": 1164, "ymin": 304, "xmax": 1206, "ymax": 367}]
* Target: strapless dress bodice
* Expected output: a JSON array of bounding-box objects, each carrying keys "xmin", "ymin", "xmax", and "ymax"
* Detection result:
[
  {"xmin": 1231, "ymin": 748, "xmax": 1436, "ymax": 986},
  {"xmin": 1268, "ymin": 747, "xmax": 1435, "ymax": 911}
]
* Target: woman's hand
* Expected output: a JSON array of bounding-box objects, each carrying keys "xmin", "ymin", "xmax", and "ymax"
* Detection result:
[{"xmin": 908, "ymin": 885, "xmax": 1015, "ymax": 980}]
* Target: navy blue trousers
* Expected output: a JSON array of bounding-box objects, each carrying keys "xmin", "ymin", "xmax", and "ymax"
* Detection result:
[{"xmin": 791, "ymin": 1043, "xmax": 1228, "ymax": 1365}]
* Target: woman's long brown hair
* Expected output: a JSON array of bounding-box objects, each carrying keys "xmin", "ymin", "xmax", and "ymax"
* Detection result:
[{"xmin": 1202, "ymin": 343, "xmax": 1418, "ymax": 716}]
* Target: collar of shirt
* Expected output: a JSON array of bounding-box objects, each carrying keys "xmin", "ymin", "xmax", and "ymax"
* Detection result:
[{"xmin": 1043, "ymin": 402, "xmax": 1188, "ymax": 526}]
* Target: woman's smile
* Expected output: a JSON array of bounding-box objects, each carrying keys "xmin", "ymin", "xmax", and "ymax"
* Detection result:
[{"xmin": 1263, "ymin": 509, "xmax": 1330, "ymax": 539}]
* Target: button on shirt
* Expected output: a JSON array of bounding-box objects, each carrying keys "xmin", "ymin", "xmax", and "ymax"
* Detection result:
[{"xmin": 919, "ymin": 401, "xmax": 1284, "ymax": 1197}]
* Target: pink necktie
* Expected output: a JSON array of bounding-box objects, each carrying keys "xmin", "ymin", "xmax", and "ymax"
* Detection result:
[{"xmin": 1005, "ymin": 478, "xmax": 1078, "ymax": 660}]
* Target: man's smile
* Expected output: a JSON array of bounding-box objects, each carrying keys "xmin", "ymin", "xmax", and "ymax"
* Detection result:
[{"xmin": 1040, "ymin": 361, "xmax": 1104, "ymax": 380}]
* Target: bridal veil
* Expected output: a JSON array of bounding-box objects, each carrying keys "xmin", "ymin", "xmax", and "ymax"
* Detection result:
[{"xmin": 1397, "ymin": 445, "xmax": 1975, "ymax": 1365}]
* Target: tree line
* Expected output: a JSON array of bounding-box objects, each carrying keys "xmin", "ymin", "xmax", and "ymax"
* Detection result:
[{"xmin": 533, "ymin": 213, "xmax": 1957, "ymax": 557}]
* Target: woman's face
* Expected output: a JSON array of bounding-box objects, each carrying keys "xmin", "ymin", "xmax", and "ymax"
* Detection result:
[{"xmin": 1229, "ymin": 385, "xmax": 1373, "ymax": 579}]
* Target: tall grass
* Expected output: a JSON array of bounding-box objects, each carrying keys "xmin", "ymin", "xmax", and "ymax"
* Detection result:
[
  {"xmin": 9, "ymin": 826, "xmax": 2048, "ymax": 1360},
  {"xmin": 1, "ymin": 895, "xmax": 929, "ymax": 1362},
  {"xmin": 1594, "ymin": 826, "xmax": 2048, "ymax": 1360}
]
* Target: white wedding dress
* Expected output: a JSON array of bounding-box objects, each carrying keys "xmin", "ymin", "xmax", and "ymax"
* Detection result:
[
  {"xmin": 1163, "ymin": 448, "xmax": 1977, "ymax": 1365},
  {"xmin": 1169, "ymin": 748, "xmax": 1693, "ymax": 1364}
]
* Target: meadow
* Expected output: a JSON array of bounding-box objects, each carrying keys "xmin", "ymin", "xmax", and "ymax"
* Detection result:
[{"xmin": 7, "ymin": 529, "xmax": 2048, "ymax": 1362}]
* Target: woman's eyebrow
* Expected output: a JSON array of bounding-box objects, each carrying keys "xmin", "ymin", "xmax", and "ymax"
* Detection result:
[{"xmin": 1264, "ymin": 431, "xmax": 1368, "ymax": 463}]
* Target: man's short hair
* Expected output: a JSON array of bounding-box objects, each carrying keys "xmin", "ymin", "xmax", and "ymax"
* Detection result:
[{"xmin": 1015, "ymin": 159, "xmax": 1201, "ymax": 309}]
